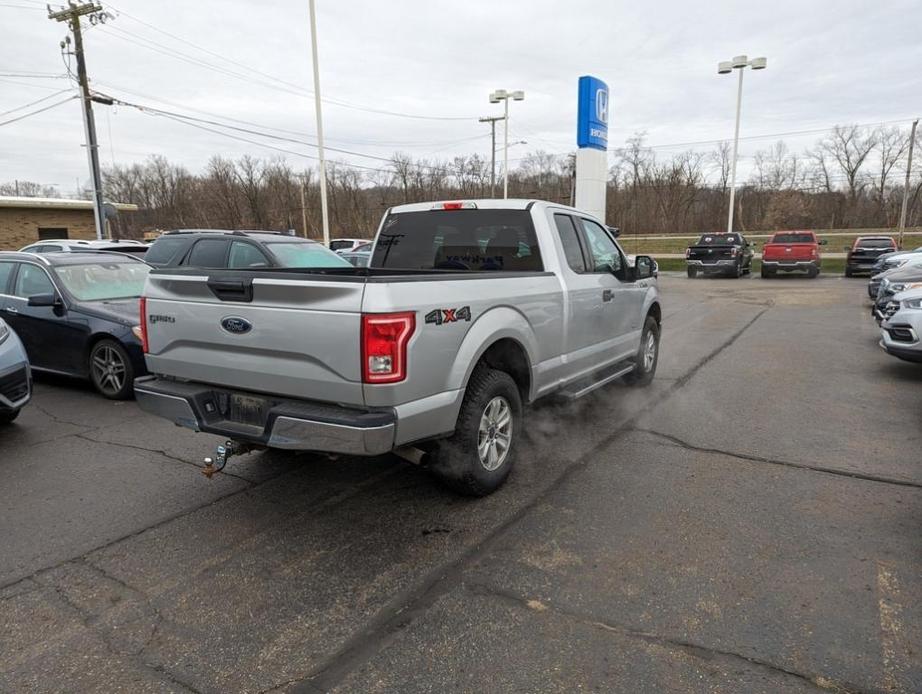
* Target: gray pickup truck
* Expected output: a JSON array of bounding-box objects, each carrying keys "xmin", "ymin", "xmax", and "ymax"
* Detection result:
[{"xmin": 135, "ymin": 200, "xmax": 662, "ymax": 495}]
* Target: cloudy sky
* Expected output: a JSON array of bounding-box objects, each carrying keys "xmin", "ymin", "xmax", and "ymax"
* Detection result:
[{"xmin": 2, "ymin": 0, "xmax": 920, "ymax": 195}]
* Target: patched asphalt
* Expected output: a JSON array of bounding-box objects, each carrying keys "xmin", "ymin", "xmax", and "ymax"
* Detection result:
[{"xmin": 1, "ymin": 274, "xmax": 919, "ymax": 693}]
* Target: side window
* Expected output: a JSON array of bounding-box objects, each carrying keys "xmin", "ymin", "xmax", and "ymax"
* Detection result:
[
  {"xmin": 186, "ymin": 239, "xmax": 229, "ymax": 268},
  {"xmin": 228, "ymin": 241, "xmax": 270, "ymax": 268},
  {"xmin": 0, "ymin": 262, "xmax": 15, "ymax": 294},
  {"xmin": 13, "ymin": 264, "xmax": 55, "ymax": 298},
  {"xmin": 553, "ymin": 214, "xmax": 586, "ymax": 273},
  {"xmin": 579, "ymin": 219, "xmax": 623, "ymax": 274}
]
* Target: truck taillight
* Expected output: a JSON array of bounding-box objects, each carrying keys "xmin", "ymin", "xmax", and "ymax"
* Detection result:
[
  {"xmin": 685, "ymin": 248, "xmax": 690, "ymax": 258},
  {"xmin": 730, "ymin": 247, "xmax": 739, "ymax": 257},
  {"xmin": 139, "ymin": 296, "xmax": 149, "ymax": 354},
  {"xmin": 362, "ymin": 312, "xmax": 415, "ymax": 383}
]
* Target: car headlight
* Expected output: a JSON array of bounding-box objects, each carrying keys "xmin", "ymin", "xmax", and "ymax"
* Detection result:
[
  {"xmin": 891, "ymin": 283, "xmax": 906, "ymax": 292},
  {"xmin": 0, "ymin": 320, "xmax": 8, "ymax": 345},
  {"xmin": 902, "ymin": 297, "xmax": 922, "ymax": 310}
]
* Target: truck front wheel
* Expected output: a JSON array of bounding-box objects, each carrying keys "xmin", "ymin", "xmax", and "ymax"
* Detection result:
[
  {"xmin": 430, "ymin": 366, "xmax": 522, "ymax": 496},
  {"xmin": 623, "ymin": 316, "xmax": 660, "ymax": 387}
]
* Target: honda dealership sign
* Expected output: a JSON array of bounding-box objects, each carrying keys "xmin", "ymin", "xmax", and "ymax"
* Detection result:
[
  {"xmin": 575, "ymin": 75, "xmax": 609, "ymax": 221},
  {"xmin": 577, "ymin": 75, "xmax": 609, "ymax": 150}
]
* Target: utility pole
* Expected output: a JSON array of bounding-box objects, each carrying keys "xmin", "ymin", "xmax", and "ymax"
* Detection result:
[
  {"xmin": 299, "ymin": 174, "xmax": 309, "ymax": 238},
  {"xmin": 479, "ymin": 115, "xmax": 504, "ymax": 197},
  {"xmin": 308, "ymin": 0, "xmax": 330, "ymax": 248},
  {"xmin": 49, "ymin": 2, "xmax": 107, "ymax": 240},
  {"xmin": 897, "ymin": 118, "xmax": 918, "ymax": 250}
]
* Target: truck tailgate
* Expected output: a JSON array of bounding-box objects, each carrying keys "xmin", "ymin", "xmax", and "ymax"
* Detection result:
[
  {"xmin": 143, "ymin": 272, "xmax": 366, "ymax": 405},
  {"xmin": 762, "ymin": 243, "xmax": 814, "ymax": 261}
]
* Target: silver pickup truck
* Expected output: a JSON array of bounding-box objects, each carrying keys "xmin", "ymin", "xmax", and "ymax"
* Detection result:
[{"xmin": 135, "ymin": 200, "xmax": 662, "ymax": 495}]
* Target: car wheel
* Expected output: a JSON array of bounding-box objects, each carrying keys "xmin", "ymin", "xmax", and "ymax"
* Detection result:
[
  {"xmin": 687, "ymin": 266, "xmax": 697, "ymax": 278},
  {"xmin": 845, "ymin": 267, "xmax": 853, "ymax": 277},
  {"xmin": 430, "ymin": 365, "xmax": 522, "ymax": 496},
  {"xmin": 89, "ymin": 339, "xmax": 135, "ymax": 400},
  {"xmin": 807, "ymin": 266, "xmax": 819, "ymax": 278},
  {"xmin": 624, "ymin": 315, "xmax": 660, "ymax": 387},
  {"xmin": 760, "ymin": 266, "xmax": 770, "ymax": 278},
  {"xmin": 0, "ymin": 408, "xmax": 20, "ymax": 424}
]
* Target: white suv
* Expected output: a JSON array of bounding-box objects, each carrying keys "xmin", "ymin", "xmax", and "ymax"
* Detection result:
[
  {"xmin": 880, "ymin": 287, "xmax": 922, "ymax": 363},
  {"xmin": 19, "ymin": 239, "xmax": 146, "ymax": 255}
]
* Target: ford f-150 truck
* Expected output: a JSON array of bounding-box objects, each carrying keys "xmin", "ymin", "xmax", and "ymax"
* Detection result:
[
  {"xmin": 760, "ymin": 231, "xmax": 826, "ymax": 278},
  {"xmin": 134, "ymin": 200, "xmax": 662, "ymax": 496},
  {"xmin": 685, "ymin": 232, "xmax": 753, "ymax": 278}
]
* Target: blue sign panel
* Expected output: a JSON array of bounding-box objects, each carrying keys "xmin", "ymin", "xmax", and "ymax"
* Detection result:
[{"xmin": 577, "ymin": 75, "xmax": 609, "ymax": 150}]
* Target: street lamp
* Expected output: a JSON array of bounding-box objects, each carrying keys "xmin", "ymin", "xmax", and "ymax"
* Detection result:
[
  {"xmin": 489, "ymin": 89, "xmax": 525, "ymax": 198},
  {"xmin": 718, "ymin": 55, "xmax": 766, "ymax": 233}
]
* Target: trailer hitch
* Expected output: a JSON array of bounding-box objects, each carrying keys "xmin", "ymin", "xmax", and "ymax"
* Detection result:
[{"xmin": 202, "ymin": 440, "xmax": 258, "ymax": 479}]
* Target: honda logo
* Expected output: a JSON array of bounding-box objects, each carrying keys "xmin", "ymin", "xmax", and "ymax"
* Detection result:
[{"xmin": 595, "ymin": 89, "xmax": 609, "ymax": 124}]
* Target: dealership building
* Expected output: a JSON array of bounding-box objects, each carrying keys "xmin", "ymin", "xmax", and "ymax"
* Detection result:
[{"xmin": 0, "ymin": 196, "xmax": 138, "ymax": 250}]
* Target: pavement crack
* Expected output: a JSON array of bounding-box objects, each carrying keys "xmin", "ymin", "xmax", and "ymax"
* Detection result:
[
  {"xmin": 464, "ymin": 581, "xmax": 859, "ymax": 693},
  {"xmin": 29, "ymin": 401, "xmax": 100, "ymax": 430},
  {"xmin": 72, "ymin": 432, "xmax": 256, "ymax": 484},
  {"xmin": 636, "ymin": 428, "xmax": 922, "ymax": 490},
  {"xmin": 286, "ymin": 308, "xmax": 769, "ymax": 693}
]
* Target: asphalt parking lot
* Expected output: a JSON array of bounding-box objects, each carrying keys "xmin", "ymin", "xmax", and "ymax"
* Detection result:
[{"xmin": 2, "ymin": 274, "xmax": 921, "ymax": 693}]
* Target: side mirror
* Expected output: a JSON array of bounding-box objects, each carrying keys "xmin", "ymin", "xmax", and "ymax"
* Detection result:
[
  {"xmin": 819, "ymin": 239, "xmax": 828, "ymax": 246},
  {"xmin": 607, "ymin": 226, "xmax": 621, "ymax": 238},
  {"xmin": 27, "ymin": 293, "xmax": 61, "ymax": 307},
  {"xmin": 843, "ymin": 246, "xmax": 850, "ymax": 251},
  {"xmin": 634, "ymin": 255, "xmax": 655, "ymax": 281}
]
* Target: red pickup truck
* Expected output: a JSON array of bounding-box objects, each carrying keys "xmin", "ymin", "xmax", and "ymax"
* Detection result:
[{"xmin": 760, "ymin": 231, "xmax": 826, "ymax": 278}]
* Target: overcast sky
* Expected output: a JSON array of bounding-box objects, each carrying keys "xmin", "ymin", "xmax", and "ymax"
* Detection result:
[{"xmin": 2, "ymin": 0, "xmax": 920, "ymax": 196}]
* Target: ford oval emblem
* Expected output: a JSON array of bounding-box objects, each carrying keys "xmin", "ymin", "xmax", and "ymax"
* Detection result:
[{"xmin": 221, "ymin": 316, "xmax": 252, "ymax": 334}]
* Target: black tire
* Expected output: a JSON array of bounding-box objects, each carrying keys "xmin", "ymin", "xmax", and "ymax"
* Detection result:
[
  {"xmin": 0, "ymin": 409, "xmax": 20, "ymax": 424},
  {"xmin": 88, "ymin": 339, "xmax": 135, "ymax": 400},
  {"xmin": 845, "ymin": 267, "xmax": 853, "ymax": 278},
  {"xmin": 807, "ymin": 266, "xmax": 819, "ymax": 278},
  {"xmin": 623, "ymin": 315, "xmax": 660, "ymax": 387},
  {"xmin": 429, "ymin": 366, "xmax": 522, "ymax": 497},
  {"xmin": 687, "ymin": 266, "xmax": 697, "ymax": 278},
  {"xmin": 760, "ymin": 266, "xmax": 770, "ymax": 278}
]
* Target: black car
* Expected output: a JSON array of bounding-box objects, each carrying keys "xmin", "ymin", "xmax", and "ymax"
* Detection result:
[
  {"xmin": 0, "ymin": 252, "xmax": 149, "ymax": 399},
  {"xmin": 144, "ymin": 230, "xmax": 352, "ymax": 269},
  {"xmin": 685, "ymin": 232, "xmax": 754, "ymax": 278},
  {"xmin": 844, "ymin": 236, "xmax": 896, "ymax": 277}
]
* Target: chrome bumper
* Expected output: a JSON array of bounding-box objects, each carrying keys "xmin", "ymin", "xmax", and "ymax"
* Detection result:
[
  {"xmin": 761, "ymin": 260, "xmax": 816, "ymax": 268},
  {"xmin": 134, "ymin": 376, "xmax": 396, "ymax": 456},
  {"xmin": 687, "ymin": 259, "xmax": 736, "ymax": 267}
]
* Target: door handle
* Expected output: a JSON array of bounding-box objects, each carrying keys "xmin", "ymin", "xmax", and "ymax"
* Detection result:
[
  {"xmin": 602, "ymin": 289, "xmax": 613, "ymax": 302},
  {"xmin": 3, "ymin": 306, "xmax": 18, "ymax": 314}
]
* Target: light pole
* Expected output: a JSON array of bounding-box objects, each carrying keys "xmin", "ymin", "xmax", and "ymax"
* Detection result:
[
  {"xmin": 489, "ymin": 89, "xmax": 525, "ymax": 198},
  {"xmin": 308, "ymin": 0, "xmax": 330, "ymax": 248},
  {"xmin": 718, "ymin": 55, "xmax": 766, "ymax": 233}
]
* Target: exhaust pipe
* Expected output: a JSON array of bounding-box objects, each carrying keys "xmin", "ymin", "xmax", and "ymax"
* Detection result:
[{"xmin": 393, "ymin": 446, "xmax": 430, "ymax": 466}]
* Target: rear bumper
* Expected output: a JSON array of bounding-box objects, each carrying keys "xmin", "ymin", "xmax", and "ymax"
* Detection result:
[
  {"xmin": 134, "ymin": 376, "xmax": 396, "ymax": 455},
  {"xmin": 761, "ymin": 260, "xmax": 818, "ymax": 271},
  {"xmin": 687, "ymin": 259, "xmax": 736, "ymax": 270}
]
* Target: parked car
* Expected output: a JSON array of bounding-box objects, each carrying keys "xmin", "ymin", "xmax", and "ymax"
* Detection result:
[
  {"xmin": 330, "ymin": 238, "xmax": 370, "ymax": 253},
  {"xmin": 869, "ymin": 255, "xmax": 922, "ymax": 299},
  {"xmin": 870, "ymin": 246, "xmax": 922, "ymax": 275},
  {"xmin": 879, "ymin": 286, "xmax": 922, "ymax": 363},
  {"xmin": 135, "ymin": 199, "xmax": 661, "ymax": 496},
  {"xmin": 0, "ymin": 252, "xmax": 149, "ymax": 399},
  {"xmin": 760, "ymin": 231, "xmax": 826, "ymax": 278},
  {"xmin": 685, "ymin": 232, "xmax": 753, "ymax": 278},
  {"xmin": 0, "ymin": 317, "xmax": 31, "ymax": 423},
  {"xmin": 19, "ymin": 239, "xmax": 148, "ymax": 258},
  {"xmin": 340, "ymin": 250, "xmax": 371, "ymax": 267},
  {"xmin": 144, "ymin": 230, "xmax": 351, "ymax": 270},
  {"xmin": 871, "ymin": 263, "xmax": 922, "ymax": 323},
  {"xmin": 845, "ymin": 236, "xmax": 897, "ymax": 277}
]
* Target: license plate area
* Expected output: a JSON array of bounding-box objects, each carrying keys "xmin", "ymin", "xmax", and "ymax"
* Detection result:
[{"xmin": 229, "ymin": 394, "xmax": 268, "ymax": 426}]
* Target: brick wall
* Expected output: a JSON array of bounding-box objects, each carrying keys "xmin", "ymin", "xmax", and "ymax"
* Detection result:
[{"xmin": 0, "ymin": 208, "xmax": 100, "ymax": 250}]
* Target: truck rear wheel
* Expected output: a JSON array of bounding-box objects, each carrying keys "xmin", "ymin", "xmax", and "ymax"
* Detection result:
[
  {"xmin": 687, "ymin": 266, "xmax": 697, "ymax": 278},
  {"xmin": 430, "ymin": 366, "xmax": 522, "ymax": 496}
]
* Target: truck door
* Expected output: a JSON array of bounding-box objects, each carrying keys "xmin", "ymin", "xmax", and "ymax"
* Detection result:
[{"xmin": 575, "ymin": 218, "xmax": 638, "ymax": 361}]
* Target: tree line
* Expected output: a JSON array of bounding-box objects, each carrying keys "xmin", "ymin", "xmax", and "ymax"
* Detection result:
[{"xmin": 6, "ymin": 123, "xmax": 921, "ymax": 239}]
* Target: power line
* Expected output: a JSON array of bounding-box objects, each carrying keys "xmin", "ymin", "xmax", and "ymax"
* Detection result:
[
  {"xmin": 95, "ymin": 20, "xmax": 475, "ymax": 122},
  {"xmin": 0, "ymin": 88, "xmax": 74, "ymax": 118},
  {"xmin": 0, "ymin": 96, "xmax": 76, "ymax": 127}
]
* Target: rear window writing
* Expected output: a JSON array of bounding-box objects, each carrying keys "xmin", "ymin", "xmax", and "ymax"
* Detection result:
[
  {"xmin": 771, "ymin": 233, "xmax": 814, "ymax": 244},
  {"xmin": 371, "ymin": 209, "xmax": 543, "ymax": 272},
  {"xmin": 697, "ymin": 234, "xmax": 742, "ymax": 246}
]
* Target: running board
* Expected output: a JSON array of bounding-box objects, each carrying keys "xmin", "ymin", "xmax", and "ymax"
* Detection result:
[{"xmin": 559, "ymin": 362, "xmax": 636, "ymax": 400}]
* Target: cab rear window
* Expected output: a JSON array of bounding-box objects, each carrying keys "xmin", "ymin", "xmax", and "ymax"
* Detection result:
[
  {"xmin": 771, "ymin": 233, "xmax": 814, "ymax": 243},
  {"xmin": 857, "ymin": 238, "xmax": 895, "ymax": 249},
  {"xmin": 370, "ymin": 209, "xmax": 543, "ymax": 272}
]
